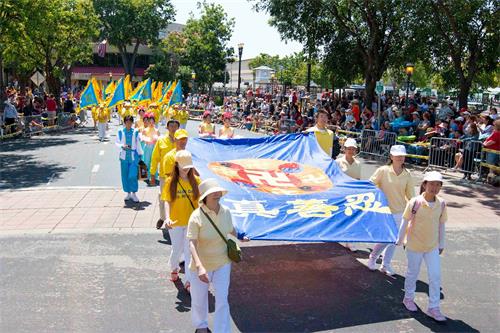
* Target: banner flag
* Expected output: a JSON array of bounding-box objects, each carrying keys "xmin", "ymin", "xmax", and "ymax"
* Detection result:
[{"xmin": 187, "ymin": 133, "xmax": 397, "ymax": 243}]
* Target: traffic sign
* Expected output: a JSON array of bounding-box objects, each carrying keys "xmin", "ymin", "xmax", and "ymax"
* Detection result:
[
  {"xmin": 31, "ymin": 71, "xmax": 45, "ymax": 87},
  {"xmin": 376, "ymin": 81, "xmax": 384, "ymax": 93}
]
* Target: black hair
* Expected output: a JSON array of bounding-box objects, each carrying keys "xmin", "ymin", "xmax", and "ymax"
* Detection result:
[
  {"xmin": 124, "ymin": 115, "xmax": 134, "ymax": 123},
  {"xmin": 167, "ymin": 119, "xmax": 180, "ymax": 126}
]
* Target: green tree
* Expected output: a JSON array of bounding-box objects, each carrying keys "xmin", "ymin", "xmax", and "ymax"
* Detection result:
[
  {"xmin": 416, "ymin": 0, "xmax": 499, "ymax": 108},
  {"xmin": 256, "ymin": 0, "xmax": 417, "ymax": 109},
  {"xmin": 93, "ymin": 0, "xmax": 175, "ymax": 76},
  {"xmin": 182, "ymin": 2, "xmax": 235, "ymax": 93},
  {"xmin": 2, "ymin": 0, "xmax": 98, "ymax": 98}
]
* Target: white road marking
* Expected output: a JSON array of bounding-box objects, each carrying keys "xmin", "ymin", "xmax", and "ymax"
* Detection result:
[
  {"xmin": 99, "ymin": 150, "xmax": 105, "ymax": 156},
  {"xmin": 92, "ymin": 164, "xmax": 100, "ymax": 173},
  {"xmin": 103, "ymin": 141, "xmax": 109, "ymax": 145}
]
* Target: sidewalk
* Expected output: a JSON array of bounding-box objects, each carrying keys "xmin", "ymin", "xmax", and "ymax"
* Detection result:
[
  {"xmin": 1, "ymin": 176, "xmax": 498, "ymax": 234},
  {"xmin": 0, "ymin": 187, "xmax": 161, "ymax": 233}
]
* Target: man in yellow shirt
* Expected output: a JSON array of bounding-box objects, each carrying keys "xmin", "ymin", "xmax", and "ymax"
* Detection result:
[
  {"xmin": 306, "ymin": 109, "xmax": 334, "ymax": 157},
  {"xmin": 96, "ymin": 104, "xmax": 109, "ymax": 142},
  {"xmin": 161, "ymin": 128, "xmax": 189, "ymax": 178},
  {"xmin": 151, "ymin": 119, "xmax": 179, "ymax": 228}
]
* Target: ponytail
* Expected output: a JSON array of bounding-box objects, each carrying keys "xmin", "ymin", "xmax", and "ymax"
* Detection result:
[{"xmin": 419, "ymin": 181, "xmax": 427, "ymax": 194}]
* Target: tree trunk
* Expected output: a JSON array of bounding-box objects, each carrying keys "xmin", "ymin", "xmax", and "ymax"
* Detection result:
[
  {"xmin": 364, "ymin": 73, "xmax": 376, "ymax": 111},
  {"xmin": 118, "ymin": 45, "xmax": 130, "ymax": 76},
  {"xmin": 458, "ymin": 77, "xmax": 472, "ymax": 110},
  {"xmin": 0, "ymin": 54, "xmax": 5, "ymax": 101},
  {"xmin": 129, "ymin": 41, "xmax": 141, "ymax": 77},
  {"xmin": 306, "ymin": 62, "xmax": 311, "ymax": 93}
]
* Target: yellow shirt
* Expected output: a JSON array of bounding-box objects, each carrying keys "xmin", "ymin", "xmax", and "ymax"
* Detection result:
[
  {"xmin": 162, "ymin": 176, "xmax": 201, "ymax": 227},
  {"xmin": 187, "ymin": 204, "xmax": 235, "ymax": 272},
  {"xmin": 369, "ymin": 165, "xmax": 415, "ymax": 214},
  {"xmin": 150, "ymin": 135, "xmax": 175, "ymax": 177},
  {"xmin": 161, "ymin": 148, "xmax": 177, "ymax": 178},
  {"xmin": 336, "ymin": 155, "xmax": 361, "ymax": 179},
  {"xmin": 403, "ymin": 195, "xmax": 447, "ymax": 252},
  {"xmin": 199, "ymin": 122, "xmax": 215, "ymax": 135},
  {"xmin": 219, "ymin": 126, "xmax": 234, "ymax": 138},
  {"xmin": 307, "ymin": 126, "xmax": 334, "ymax": 157},
  {"xmin": 96, "ymin": 108, "xmax": 109, "ymax": 123},
  {"xmin": 177, "ymin": 110, "xmax": 189, "ymax": 124}
]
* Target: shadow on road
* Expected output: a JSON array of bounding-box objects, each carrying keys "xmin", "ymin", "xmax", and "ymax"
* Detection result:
[
  {"xmin": 0, "ymin": 134, "xmax": 79, "ymax": 153},
  {"xmin": 229, "ymin": 242, "xmax": 478, "ymax": 332},
  {"xmin": 0, "ymin": 153, "xmax": 71, "ymax": 189}
]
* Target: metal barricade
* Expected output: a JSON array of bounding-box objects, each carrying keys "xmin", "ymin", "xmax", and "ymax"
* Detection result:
[
  {"xmin": 359, "ymin": 129, "xmax": 397, "ymax": 159},
  {"xmin": 478, "ymin": 147, "xmax": 500, "ymax": 183},
  {"xmin": 427, "ymin": 137, "xmax": 483, "ymax": 178},
  {"xmin": 188, "ymin": 109, "xmax": 204, "ymax": 120}
]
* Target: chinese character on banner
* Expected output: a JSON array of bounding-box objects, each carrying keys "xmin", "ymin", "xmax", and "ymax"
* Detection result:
[
  {"xmin": 344, "ymin": 192, "xmax": 392, "ymax": 216},
  {"xmin": 226, "ymin": 199, "xmax": 280, "ymax": 218},
  {"xmin": 286, "ymin": 199, "xmax": 339, "ymax": 218}
]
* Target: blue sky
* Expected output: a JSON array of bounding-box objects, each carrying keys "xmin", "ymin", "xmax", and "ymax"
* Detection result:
[{"xmin": 170, "ymin": 0, "xmax": 303, "ymax": 59}]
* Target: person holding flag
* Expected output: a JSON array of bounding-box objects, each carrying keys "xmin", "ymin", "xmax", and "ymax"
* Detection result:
[{"xmin": 96, "ymin": 104, "xmax": 110, "ymax": 141}]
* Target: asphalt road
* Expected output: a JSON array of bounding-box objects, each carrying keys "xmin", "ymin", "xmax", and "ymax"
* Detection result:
[
  {"xmin": 0, "ymin": 228, "xmax": 497, "ymax": 333},
  {"xmin": 0, "ymin": 118, "xmax": 262, "ymax": 190}
]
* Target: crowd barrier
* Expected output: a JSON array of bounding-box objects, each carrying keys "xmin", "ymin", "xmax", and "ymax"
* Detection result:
[
  {"xmin": 426, "ymin": 137, "xmax": 483, "ymax": 177},
  {"xmin": 0, "ymin": 113, "xmax": 80, "ymax": 140},
  {"xmin": 478, "ymin": 148, "xmax": 500, "ymax": 182},
  {"xmin": 359, "ymin": 129, "xmax": 397, "ymax": 159}
]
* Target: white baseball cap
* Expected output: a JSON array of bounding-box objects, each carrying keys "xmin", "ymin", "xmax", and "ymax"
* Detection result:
[
  {"xmin": 390, "ymin": 145, "xmax": 407, "ymax": 156},
  {"xmin": 423, "ymin": 171, "xmax": 443, "ymax": 182},
  {"xmin": 175, "ymin": 150, "xmax": 194, "ymax": 170},
  {"xmin": 344, "ymin": 138, "xmax": 358, "ymax": 148}
]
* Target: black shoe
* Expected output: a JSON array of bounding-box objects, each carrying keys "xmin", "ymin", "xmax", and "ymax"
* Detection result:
[{"xmin": 156, "ymin": 219, "xmax": 164, "ymax": 229}]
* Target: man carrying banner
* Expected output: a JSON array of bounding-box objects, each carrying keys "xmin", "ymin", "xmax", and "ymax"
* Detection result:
[
  {"xmin": 151, "ymin": 119, "xmax": 180, "ymax": 229},
  {"xmin": 306, "ymin": 109, "xmax": 334, "ymax": 157}
]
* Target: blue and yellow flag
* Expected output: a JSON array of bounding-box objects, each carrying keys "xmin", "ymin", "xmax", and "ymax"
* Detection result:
[
  {"xmin": 80, "ymin": 79, "xmax": 99, "ymax": 108},
  {"xmin": 107, "ymin": 78, "xmax": 125, "ymax": 108},
  {"xmin": 187, "ymin": 133, "xmax": 397, "ymax": 243},
  {"xmin": 167, "ymin": 80, "xmax": 183, "ymax": 106},
  {"xmin": 130, "ymin": 78, "xmax": 152, "ymax": 103},
  {"xmin": 159, "ymin": 81, "xmax": 172, "ymax": 103}
]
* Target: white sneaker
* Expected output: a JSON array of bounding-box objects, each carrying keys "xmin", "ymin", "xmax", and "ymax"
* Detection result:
[
  {"xmin": 130, "ymin": 192, "xmax": 139, "ymax": 202},
  {"xmin": 367, "ymin": 257, "xmax": 377, "ymax": 271},
  {"xmin": 380, "ymin": 265, "xmax": 395, "ymax": 276},
  {"xmin": 124, "ymin": 193, "xmax": 132, "ymax": 201}
]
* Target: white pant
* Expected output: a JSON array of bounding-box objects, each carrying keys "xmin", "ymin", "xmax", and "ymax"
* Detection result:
[
  {"xmin": 404, "ymin": 247, "xmax": 441, "ymax": 309},
  {"xmin": 158, "ymin": 177, "xmax": 166, "ymax": 221},
  {"xmin": 168, "ymin": 226, "xmax": 191, "ymax": 283},
  {"xmin": 191, "ymin": 263, "xmax": 231, "ymax": 333},
  {"xmin": 370, "ymin": 213, "xmax": 403, "ymax": 267},
  {"xmin": 97, "ymin": 122, "xmax": 106, "ymax": 139}
]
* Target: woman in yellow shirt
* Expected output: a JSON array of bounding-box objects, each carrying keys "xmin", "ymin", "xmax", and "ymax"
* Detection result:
[
  {"xmin": 218, "ymin": 113, "xmax": 234, "ymax": 139},
  {"xmin": 368, "ymin": 145, "xmax": 415, "ymax": 275},
  {"xmin": 396, "ymin": 171, "xmax": 447, "ymax": 322},
  {"xmin": 162, "ymin": 150, "xmax": 201, "ymax": 291},
  {"xmin": 187, "ymin": 178, "xmax": 249, "ymax": 333},
  {"xmin": 198, "ymin": 111, "xmax": 215, "ymax": 138}
]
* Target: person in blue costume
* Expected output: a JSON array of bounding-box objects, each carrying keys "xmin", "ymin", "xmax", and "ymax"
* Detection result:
[{"xmin": 116, "ymin": 115, "xmax": 144, "ymax": 202}]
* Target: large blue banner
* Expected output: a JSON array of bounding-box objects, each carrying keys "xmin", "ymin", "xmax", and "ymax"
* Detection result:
[{"xmin": 187, "ymin": 133, "xmax": 397, "ymax": 243}]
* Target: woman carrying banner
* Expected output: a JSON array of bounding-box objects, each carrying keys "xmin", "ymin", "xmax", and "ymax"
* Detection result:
[
  {"xmin": 140, "ymin": 113, "xmax": 159, "ymax": 181},
  {"xmin": 368, "ymin": 145, "xmax": 415, "ymax": 275},
  {"xmin": 336, "ymin": 137, "xmax": 361, "ymax": 252},
  {"xmin": 218, "ymin": 113, "xmax": 234, "ymax": 139},
  {"xmin": 187, "ymin": 178, "xmax": 249, "ymax": 333},
  {"xmin": 396, "ymin": 171, "xmax": 447, "ymax": 322},
  {"xmin": 116, "ymin": 115, "xmax": 144, "ymax": 202},
  {"xmin": 162, "ymin": 150, "xmax": 200, "ymax": 292},
  {"xmin": 198, "ymin": 111, "xmax": 216, "ymax": 138}
]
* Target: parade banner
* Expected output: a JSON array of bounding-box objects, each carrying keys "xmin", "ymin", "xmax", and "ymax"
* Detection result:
[{"xmin": 188, "ymin": 133, "xmax": 398, "ymax": 243}]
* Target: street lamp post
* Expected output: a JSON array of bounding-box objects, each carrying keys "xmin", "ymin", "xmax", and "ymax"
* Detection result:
[
  {"xmin": 191, "ymin": 72, "xmax": 196, "ymax": 94},
  {"xmin": 278, "ymin": 65, "xmax": 284, "ymax": 103},
  {"xmin": 404, "ymin": 63, "xmax": 414, "ymax": 111},
  {"xmin": 236, "ymin": 43, "xmax": 244, "ymax": 96}
]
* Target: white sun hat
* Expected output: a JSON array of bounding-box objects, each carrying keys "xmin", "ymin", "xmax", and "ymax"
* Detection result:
[
  {"xmin": 175, "ymin": 150, "xmax": 194, "ymax": 170},
  {"xmin": 423, "ymin": 171, "xmax": 443, "ymax": 182},
  {"xmin": 390, "ymin": 145, "xmax": 407, "ymax": 156},
  {"xmin": 198, "ymin": 178, "xmax": 228, "ymax": 203},
  {"xmin": 344, "ymin": 138, "xmax": 358, "ymax": 148}
]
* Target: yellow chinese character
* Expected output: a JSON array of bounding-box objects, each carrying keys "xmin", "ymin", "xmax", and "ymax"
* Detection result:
[
  {"xmin": 344, "ymin": 192, "xmax": 391, "ymax": 216},
  {"xmin": 286, "ymin": 199, "xmax": 339, "ymax": 218},
  {"xmin": 226, "ymin": 199, "xmax": 280, "ymax": 218}
]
